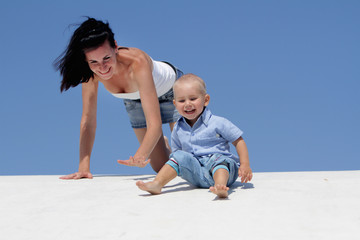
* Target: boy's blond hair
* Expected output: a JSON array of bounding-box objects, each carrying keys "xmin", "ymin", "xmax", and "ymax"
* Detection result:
[{"xmin": 173, "ymin": 73, "xmax": 207, "ymax": 96}]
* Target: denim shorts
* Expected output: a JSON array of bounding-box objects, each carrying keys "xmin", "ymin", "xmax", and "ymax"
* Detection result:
[
  {"xmin": 167, "ymin": 151, "xmax": 239, "ymax": 188},
  {"xmin": 123, "ymin": 64, "xmax": 183, "ymax": 129}
]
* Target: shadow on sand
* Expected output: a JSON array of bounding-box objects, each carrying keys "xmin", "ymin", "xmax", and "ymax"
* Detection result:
[
  {"xmin": 92, "ymin": 174, "xmax": 254, "ymax": 199},
  {"xmin": 138, "ymin": 179, "xmax": 255, "ymax": 198},
  {"xmin": 92, "ymin": 174, "xmax": 156, "ymax": 181},
  {"xmin": 137, "ymin": 181, "xmax": 196, "ymax": 197},
  {"xmin": 211, "ymin": 182, "xmax": 255, "ymax": 201}
]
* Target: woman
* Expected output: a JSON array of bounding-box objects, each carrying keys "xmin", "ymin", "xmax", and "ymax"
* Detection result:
[{"xmin": 54, "ymin": 18, "xmax": 183, "ymax": 179}]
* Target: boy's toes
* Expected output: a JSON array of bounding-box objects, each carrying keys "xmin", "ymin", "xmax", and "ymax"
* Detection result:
[{"xmin": 210, "ymin": 184, "xmax": 229, "ymax": 198}]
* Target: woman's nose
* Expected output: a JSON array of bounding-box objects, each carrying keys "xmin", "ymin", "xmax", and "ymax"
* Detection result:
[{"xmin": 100, "ymin": 62, "xmax": 107, "ymax": 70}]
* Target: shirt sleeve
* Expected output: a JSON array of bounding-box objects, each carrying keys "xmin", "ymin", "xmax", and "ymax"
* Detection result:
[
  {"xmin": 171, "ymin": 125, "xmax": 182, "ymax": 152},
  {"xmin": 217, "ymin": 117, "xmax": 243, "ymax": 143}
]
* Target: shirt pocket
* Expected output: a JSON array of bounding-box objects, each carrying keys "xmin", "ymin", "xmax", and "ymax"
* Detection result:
[{"xmin": 196, "ymin": 136, "xmax": 224, "ymax": 148}]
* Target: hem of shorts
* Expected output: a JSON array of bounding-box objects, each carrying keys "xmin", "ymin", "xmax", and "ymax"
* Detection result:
[
  {"xmin": 130, "ymin": 118, "xmax": 179, "ymax": 129},
  {"xmin": 166, "ymin": 162, "xmax": 179, "ymax": 175}
]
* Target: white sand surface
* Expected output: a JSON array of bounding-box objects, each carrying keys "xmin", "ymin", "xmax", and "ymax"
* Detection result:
[{"xmin": 1, "ymin": 171, "xmax": 359, "ymax": 239}]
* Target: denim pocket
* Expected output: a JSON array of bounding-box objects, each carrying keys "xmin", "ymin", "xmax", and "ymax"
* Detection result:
[
  {"xmin": 123, "ymin": 99, "xmax": 136, "ymax": 111},
  {"xmin": 158, "ymin": 89, "xmax": 174, "ymax": 103}
]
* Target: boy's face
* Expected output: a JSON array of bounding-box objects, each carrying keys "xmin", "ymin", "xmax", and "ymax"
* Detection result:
[{"xmin": 173, "ymin": 81, "xmax": 210, "ymax": 126}]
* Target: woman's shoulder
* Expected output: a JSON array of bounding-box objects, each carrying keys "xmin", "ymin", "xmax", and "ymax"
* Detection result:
[
  {"xmin": 117, "ymin": 47, "xmax": 146, "ymax": 58},
  {"xmin": 117, "ymin": 47, "xmax": 151, "ymax": 67}
]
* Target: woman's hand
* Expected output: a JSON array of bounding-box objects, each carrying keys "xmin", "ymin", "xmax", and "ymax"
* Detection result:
[
  {"xmin": 59, "ymin": 172, "xmax": 93, "ymax": 180},
  {"xmin": 117, "ymin": 156, "xmax": 151, "ymax": 168}
]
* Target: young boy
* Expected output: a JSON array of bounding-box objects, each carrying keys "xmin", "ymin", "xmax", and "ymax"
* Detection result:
[{"xmin": 136, "ymin": 73, "xmax": 252, "ymax": 198}]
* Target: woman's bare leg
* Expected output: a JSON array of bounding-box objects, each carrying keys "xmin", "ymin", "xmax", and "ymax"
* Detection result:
[
  {"xmin": 164, "ymin": 122, "xmax": 176, "ymax": 151},
  {"xmin": 169, "ymin": 122, "xmax": 176, "ymax": 132},
  {"xmin": 133, "ymin": 128, "xmax": 169, "ymax": 172},
  {"xmin": 133, "ymin": 122, "xmax": 177, "ymax": 172}
]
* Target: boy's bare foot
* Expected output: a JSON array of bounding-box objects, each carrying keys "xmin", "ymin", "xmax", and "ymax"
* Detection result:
[
  {"xmin": 210, "ymin": 184, "xmax": 229, "ymax": 198},
  {"xmin": 136, "ymin": 181, "xmax": 162, "ymax": 195}
]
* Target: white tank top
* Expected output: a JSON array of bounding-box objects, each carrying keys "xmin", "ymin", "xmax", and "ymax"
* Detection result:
[{"xmin": 111, "ymin": 58, "xmax": 176, "ymax": 100}]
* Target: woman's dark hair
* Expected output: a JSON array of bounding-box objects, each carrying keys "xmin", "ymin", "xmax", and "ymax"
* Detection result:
[{"xmin": 54, "ymin": 17, "xmax": 116, "ymax": 92}]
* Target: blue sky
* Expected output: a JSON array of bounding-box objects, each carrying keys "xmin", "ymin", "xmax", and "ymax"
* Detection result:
[{"xmin": 1, "ymin": 0, "xmax": 359, "ymax": 176}]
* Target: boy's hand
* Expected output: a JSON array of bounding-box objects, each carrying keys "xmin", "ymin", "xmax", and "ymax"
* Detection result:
[{"xmin": 238, "ymin": 165, "xmax": 253, "ymax": 183}]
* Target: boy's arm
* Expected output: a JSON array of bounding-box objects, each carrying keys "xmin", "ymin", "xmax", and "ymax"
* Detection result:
[{"xmin": 232, "ymin": 137, "xmax": 252, "ymax": 183}]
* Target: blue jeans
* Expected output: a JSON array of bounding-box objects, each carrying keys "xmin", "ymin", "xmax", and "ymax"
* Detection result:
[
  {"xmin": 123, "ymin": 65, "xmax": 183, "ymax": 129},
  {"xmin": 167, "ymin": 150, "xmax": 239, "ymax": 188}
]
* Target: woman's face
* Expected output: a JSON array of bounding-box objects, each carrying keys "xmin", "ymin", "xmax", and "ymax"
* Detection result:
[{"xmin": 84, "ymin": 41, "xmax": 118, "ymax": 80}]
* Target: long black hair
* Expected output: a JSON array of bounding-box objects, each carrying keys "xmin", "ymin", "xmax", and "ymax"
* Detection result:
[{"xmin": 54, "ymin": 17, "xmax": 116, "ymax": 92}]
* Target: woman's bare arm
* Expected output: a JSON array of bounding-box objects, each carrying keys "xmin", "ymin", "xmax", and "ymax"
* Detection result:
[{"xmin": 60, "ymin": 79, "xmax": 98, "ymax": 179}]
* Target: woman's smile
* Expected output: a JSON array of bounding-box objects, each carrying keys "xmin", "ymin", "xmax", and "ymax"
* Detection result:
[
  {"xmin": 85, "ymin": 41, "xmax": 118, "ymax": 80},
  {"xmin": 98, "ymin": 67, "xmax": 112, "ymax": 76}
]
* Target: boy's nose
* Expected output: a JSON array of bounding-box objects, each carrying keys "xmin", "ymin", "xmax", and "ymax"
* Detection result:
[{"xmin": 184, "ymin": 101, "xmax": 192, "ymax": 108}]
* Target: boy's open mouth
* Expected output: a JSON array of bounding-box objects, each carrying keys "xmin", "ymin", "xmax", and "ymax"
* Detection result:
[{"xmin": 185, "ymin": 109, "xmax": 196, "ymax": 114}]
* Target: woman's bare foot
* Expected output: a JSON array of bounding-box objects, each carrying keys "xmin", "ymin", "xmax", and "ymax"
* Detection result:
[
  {"xmin": 210, "ymin": 184, "xmax": 229, "ymax": 198},
  {"xmin": 136, "ymin": 181, "xmax": 162, "ymax": 195}
]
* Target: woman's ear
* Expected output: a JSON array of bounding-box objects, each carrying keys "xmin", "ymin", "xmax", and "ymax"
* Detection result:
[{"xmin": 114, "ymin": 40, "xmax": 119, "ymax": 53}]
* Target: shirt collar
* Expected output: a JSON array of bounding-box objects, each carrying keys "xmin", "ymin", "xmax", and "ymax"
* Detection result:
[
  {"xmin": 178, "ymin": 107, "xmax": 212, "ymax": 128},
  {"xmin": 200, "ymin": 107, "xmax": 212, "ymax": 126}
]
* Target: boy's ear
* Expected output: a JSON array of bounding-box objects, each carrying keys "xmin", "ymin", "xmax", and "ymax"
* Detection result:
[
  {"xmin": 204, "ymin": 94, "xmax": 210, "ymax": 106},
  {"xmin": 173, "ymin": 99, "xmax": 176, "ymax": 105}
]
